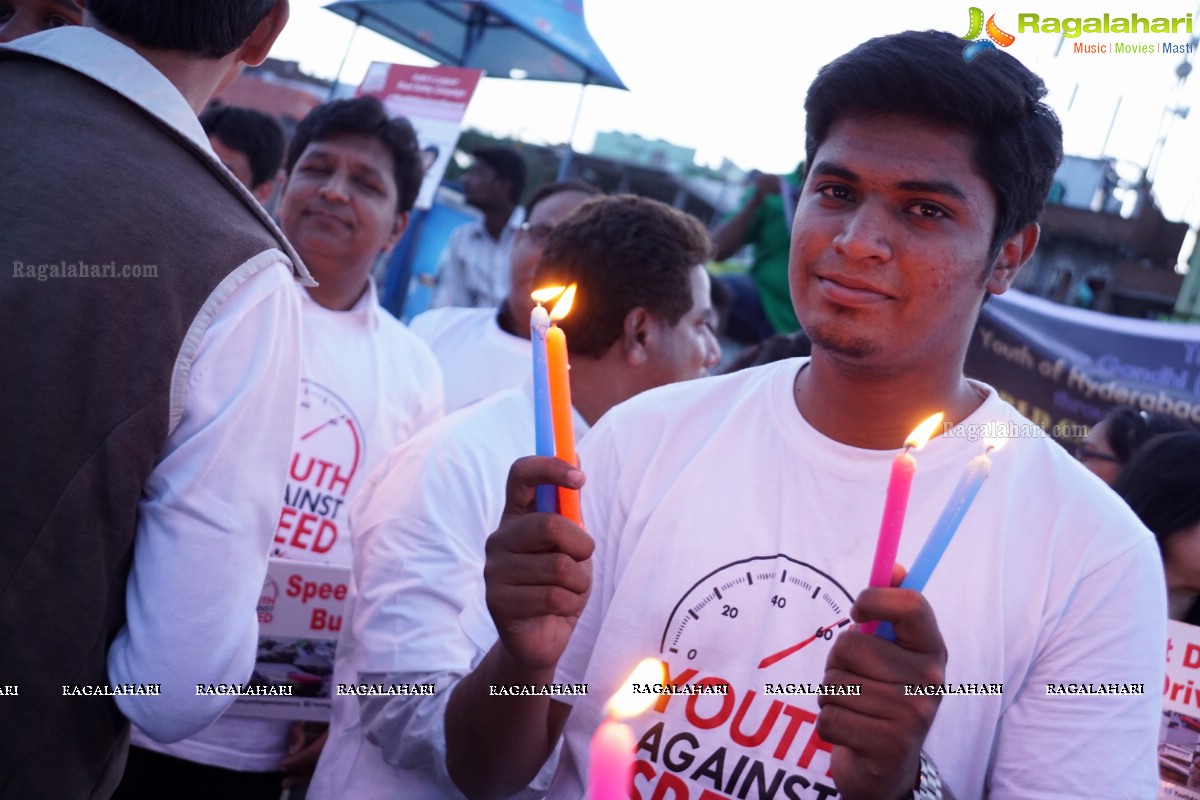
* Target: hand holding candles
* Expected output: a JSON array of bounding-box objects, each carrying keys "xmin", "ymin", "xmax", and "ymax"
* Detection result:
[
  {"xmin": 861, "ymin": 412, "xmax": 944, "ymax": 636},
  {"xmin": 588, "ymin": 658, "xmax": 663, "ymax": 800},
  {"xmin": 876, "ymin": 436, "xmax": 1003, "ymax": 642}
]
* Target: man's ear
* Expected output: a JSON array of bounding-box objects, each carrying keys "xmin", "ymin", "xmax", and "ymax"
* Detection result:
[
  {"xmin": 384, "ymin": 210, "xmax": 410, "ymax": 252},
  {"xmin": 239, "ymin": 0, "xmax": 290, "ymax": 68},
  {"xmin": 621, "ymin": 307, "xmax": 652, "ymax": 366},
  {"xmin": 987, "ymin": 222, "xmax": 1039, "ymax": 295},
  {"xmin": 252, "ymin": 171, "xmax": 283, "ymax": 206}
]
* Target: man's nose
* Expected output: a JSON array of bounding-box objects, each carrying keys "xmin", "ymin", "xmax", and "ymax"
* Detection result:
[
  {"xmin": 832, "ymin": 200, "xmax": 892, "ymax": 263},
  {"xmin": 319, "ymin": 170, "xmax": 350, "ymax": 202}
]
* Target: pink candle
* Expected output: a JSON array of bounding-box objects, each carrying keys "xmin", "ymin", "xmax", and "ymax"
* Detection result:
[
  {"xmin": 588, "ymin": 658, "xmax": 663, "ymax": 799},
  {"xmin": 861, "ymin": 412, "xmax": 943, "ymax": 636},
  {"xmin": 587, "ymin": 718, "xmax": 635, "ymax": 800}
]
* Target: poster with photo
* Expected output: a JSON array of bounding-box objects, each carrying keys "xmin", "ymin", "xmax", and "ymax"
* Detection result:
[
  {"xmin": 1161, "ymin": 620, "xmax": 1200, "ymax": 798},
  {"xmin": 229, "ymin": 559, "xmax": 349, "ymax": 721},
  {"xmin": 356, "ymin": 62, "xmax": 485, "ymax": 210}
]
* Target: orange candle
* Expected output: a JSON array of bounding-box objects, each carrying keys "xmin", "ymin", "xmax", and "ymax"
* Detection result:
[{"xmin": 547, "ymin": 285, "xmax": 581, "ymax": 525}]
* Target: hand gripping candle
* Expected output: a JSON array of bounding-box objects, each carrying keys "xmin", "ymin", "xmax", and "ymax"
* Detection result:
[{"xmin": 861, "ymin": 412, "xmax": 944, "ymax": 636}]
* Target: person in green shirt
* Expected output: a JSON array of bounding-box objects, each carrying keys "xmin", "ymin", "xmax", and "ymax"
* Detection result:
[{"xmin": 711, "ymin": 162, "xmax": 805, "ymax": 342}]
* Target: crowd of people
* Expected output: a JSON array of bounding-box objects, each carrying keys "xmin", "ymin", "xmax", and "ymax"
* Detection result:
[{"xmin": 2, "ymin": 2, "xmax": 1198, "ymax": 800}]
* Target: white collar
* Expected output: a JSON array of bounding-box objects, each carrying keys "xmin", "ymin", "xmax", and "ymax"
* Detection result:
[
  {"xmin": 3, "ymin": 27, "xmax": 317, "ymax": 287},
  {"xmin": 3, "ymin": 27, "xmax": 212, "ymax": 154}
]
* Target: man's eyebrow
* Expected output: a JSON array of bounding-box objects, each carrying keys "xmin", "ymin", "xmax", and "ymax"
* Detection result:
[
  {"xmin": 809, "ymin": 161, "xmax": 859, "ymax": 183},
  {"xmin": 811, "ymin": 160, "xmax": 969, "ymax": 202},
  {"xmin": 349, "ymin": 161, "xmax": 387, "ymax": 181},
  {"xmin": 298, "ymin": 147, "xmax": 385, "ymax": 178},
  {"xmin": 53, "ymin": 0, "xmax": 83, "ymax": 12},
  {"xmin": 897, "ymin": 179, "xmax": 968, "ymax": 202}
]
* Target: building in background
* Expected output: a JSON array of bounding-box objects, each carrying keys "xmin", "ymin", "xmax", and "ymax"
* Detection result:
[
  {"xmin": 591, "ymin": 130, "xmax": 696, "ymax": 172},
  {"xmin": 1015, "ymin": 154, "xmax": 1191, "ymax": 320}
]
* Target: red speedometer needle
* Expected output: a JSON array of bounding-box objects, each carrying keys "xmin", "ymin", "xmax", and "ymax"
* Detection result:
[
  {"xmin": 300, "ymin": 415, "xmax": 346, "ymax": 440},
  {"xmin": 757, "ymin": 618, "xmax": 850, "ymax": 669}
]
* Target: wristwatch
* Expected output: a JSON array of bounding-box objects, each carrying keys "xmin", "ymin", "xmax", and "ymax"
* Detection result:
[{"xmin": 912, "ymin": 750, "xmax": 943, "ymax": 799}]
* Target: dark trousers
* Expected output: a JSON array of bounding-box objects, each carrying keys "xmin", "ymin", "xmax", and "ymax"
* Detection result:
[{"xmin": 112, "ymin": 745, "xmax": 287, "ymax": 800}]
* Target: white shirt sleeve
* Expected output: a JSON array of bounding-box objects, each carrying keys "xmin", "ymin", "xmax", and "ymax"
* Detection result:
[
  {"xmin": 985, "ymin": 534, "xmax": 1166, "ymax": 798},
  {"xmin": 431, "ymin": 227, "xmax": 470, "ymax": 309},
  {"xmin": 409, "ymin": 347, "xmax": 444, "ymax": 440},
  {"xmin": 108, "ymin": 257, "xmax": 302, "ymax": 742}
]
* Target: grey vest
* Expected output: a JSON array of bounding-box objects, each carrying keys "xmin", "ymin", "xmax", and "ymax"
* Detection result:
[{"xmin": 0, "ymin": 51, "xmax": 298, "ymax": 799}]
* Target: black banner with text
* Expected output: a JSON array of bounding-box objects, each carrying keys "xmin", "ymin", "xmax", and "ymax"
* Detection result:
[{"xmin": 966, "ymin": 291, "xmax": 1200, "ymax": 444}]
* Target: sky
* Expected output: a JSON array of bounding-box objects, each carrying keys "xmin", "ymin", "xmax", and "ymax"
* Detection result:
[{"xmin": 270, "ymin": 0, "xmax": 1200, "ymax": 239}]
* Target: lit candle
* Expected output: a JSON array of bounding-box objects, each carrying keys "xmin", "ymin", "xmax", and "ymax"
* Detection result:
[
  {"xmin": 876, "ymin": 437, "xmax": 1003, "ymax": 642},
  {"xmin": 861, "ymin": 412, "xmax": 944, "ymax": 636},
  {"xmin": 546, "ymin": 285, "xmax": 581, "ymax": 525},
  {"xmin": 588, "ymin": 658, "xmax": 663, "ymax": 800},
  {"xmin": 530, "ymin": 287, "xmax": 566, "ymax": 513}
]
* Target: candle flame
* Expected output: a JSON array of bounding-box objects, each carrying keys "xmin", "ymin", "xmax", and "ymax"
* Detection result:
[
  {"xmin": 549, "ymin": 284, "xmax": 577, "ymax": 321},
  {"xmin": 984, "ymin": 435, "xmax": 1006, "ymax": 453},
  {"xmin": 905, "ymin": 413, "xmax": 945, "ymax": 451},
  {"xmin": 605, "ymin": 658, "xmax": 665, "ymax": 720},
  {"xmin": 531, "ymin": 285, "xmax": 567, "ymax": 305}
]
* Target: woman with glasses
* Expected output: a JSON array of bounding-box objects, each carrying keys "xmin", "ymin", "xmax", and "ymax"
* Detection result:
[{"xmin": 1076, "ymin": 407, "xmax": 1191, "ymax": 484}]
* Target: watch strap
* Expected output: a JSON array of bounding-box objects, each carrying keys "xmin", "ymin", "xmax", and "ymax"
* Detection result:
[{"xmin": 912, "ymin": 750, "xmax": 943, "ymax": 800}]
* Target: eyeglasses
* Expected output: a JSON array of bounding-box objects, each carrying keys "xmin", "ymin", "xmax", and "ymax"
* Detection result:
[
  {"xmin": 519, "ymin": 222, "xmax": 555, "ymax": 246},
  {"xmin": 1075, "ymin": 446, "xmax": 1123, "ymax": 465}
]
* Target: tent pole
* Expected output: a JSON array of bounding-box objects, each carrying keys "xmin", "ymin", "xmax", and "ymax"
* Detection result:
[
  {"xmin": 556, "ymin": 75, "xmax": 590, "ymax": 181},
  {"xmin": 328, "ymin": 9, "xmax": 365, "ymax": 100},
  {"xmin": 460, "ymin": 3, "xmax": 488, "ymax": 66}
]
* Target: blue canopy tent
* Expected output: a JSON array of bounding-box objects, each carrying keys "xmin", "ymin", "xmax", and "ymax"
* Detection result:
[
  {"xmin": 322, "ymin": 0, "xmax": 626, "ymax": 317},
  {"xmin": 324, "ymin": 0, "xmax": 626, "ymax": 90}
]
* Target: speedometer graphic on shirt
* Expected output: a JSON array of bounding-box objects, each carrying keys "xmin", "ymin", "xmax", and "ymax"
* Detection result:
[
  {"xmin": 660, "ymin": 554, "xmax": 855, "ymax": 674},
  {"xmin": 295, "ymin": 379, "xmax": 364, "ymax": 479}
]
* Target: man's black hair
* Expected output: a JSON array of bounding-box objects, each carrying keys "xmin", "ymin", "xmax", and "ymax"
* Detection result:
[
  {"xmin": 200, "ymin": 105, "xmax": 286, "ymax": 189},
  {"xmin": 285, "ymin": 97, "xmax": 424, "ymax": 214},
  {"xmin": 525, "ymin": 179, "xmax": 602, "ymax": 218},
  {"xmin": 472, "ymin": 147, "xmax": 527, "ymax": 205},
  {"xmin": 533, "ymin": 195, "xmax": 713, "ymax": 358},
  {"xmin": 88, "ymin": 0, "xmax": 277, "ymax": 58},
  {"xmin": 804, "ymin": 29, "xmax": 1064, "ymax": 259}
]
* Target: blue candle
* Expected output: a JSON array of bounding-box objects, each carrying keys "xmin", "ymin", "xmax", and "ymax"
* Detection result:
[
  {"xmin": 531, "ymin": 303, "xmax": 558, "ymax": 513},
  {"xmin": 876, "ymin": 447, "xmax": 992, "ymax": 642}
]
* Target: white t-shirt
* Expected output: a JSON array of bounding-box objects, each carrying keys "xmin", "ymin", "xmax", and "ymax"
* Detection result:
[
  {"xmin": 132, "ymin": 281, "xmax": 443, "ymax": 772},
  {"xmin": 410, "ymin": 306, "xmax": 530, "ymax": 413},
  {"xmin": 550, "ymin": 359, "xmax": 1165, "ymax": 800},
  {"xmin": 309, "ymin": 384, "xmax": 587, "ymax": 799}
]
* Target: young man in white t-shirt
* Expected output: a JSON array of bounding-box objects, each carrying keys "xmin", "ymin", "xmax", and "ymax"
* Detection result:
[
  {"xmin": 446, "ymin": 30, "xmax": 1166, "ymax": 800},
  {"xmin": 410, "ymin": 179, "xmax": 601, "ymax": 412},
  {"xmin": 119, "ymin": 96, "xmax": 442, "ymax": 797}
]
